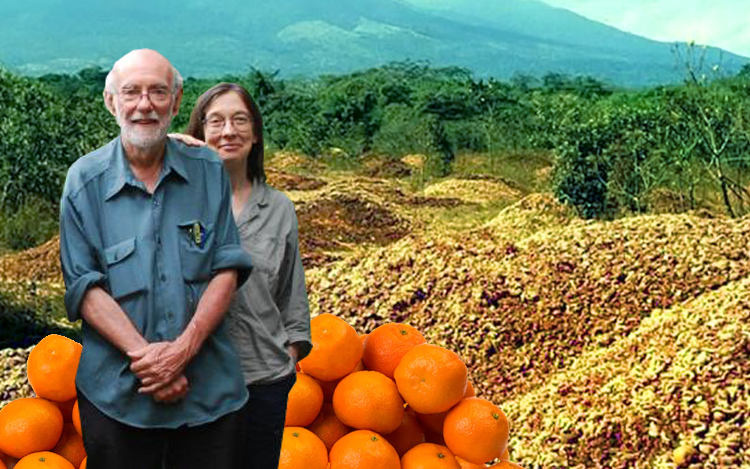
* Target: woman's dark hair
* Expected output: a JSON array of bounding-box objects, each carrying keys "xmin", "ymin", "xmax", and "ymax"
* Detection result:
[{"xmin": 185, "ymin": 82, "xmax": 266, "ymax": 183}]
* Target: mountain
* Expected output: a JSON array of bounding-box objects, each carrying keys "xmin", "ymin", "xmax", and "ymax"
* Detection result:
[
  {"xmin": 400, "ymin": 0, "xmax": 669, "ymax": 53},
  {"xmin": 1, "ymin": 0, "xmax": 747, "ymax": 87}
]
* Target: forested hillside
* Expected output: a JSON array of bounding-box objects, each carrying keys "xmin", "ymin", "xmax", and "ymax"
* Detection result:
[
  {"xmin": 1, "ymin": 0, "xmax": 747, "ymax": 85},
  {"xmin": 2, "ymin": 57, "xmax": 750, "ymax": 250}
]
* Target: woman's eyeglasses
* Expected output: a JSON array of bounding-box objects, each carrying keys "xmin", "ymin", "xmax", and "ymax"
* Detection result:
[{"xmin": 203, "ymin": 114, "xmax": 252, "ymax": 132}]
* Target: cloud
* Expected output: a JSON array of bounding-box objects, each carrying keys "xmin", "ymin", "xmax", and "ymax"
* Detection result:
[{"xmin": 542, "ymin": 0, "xmax": 749, "ymax": 57}]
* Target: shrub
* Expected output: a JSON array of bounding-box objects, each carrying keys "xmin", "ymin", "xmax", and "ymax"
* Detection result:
[{"xmin": 0, "ymin": 197, "xmax": 59, "ymax": 251}]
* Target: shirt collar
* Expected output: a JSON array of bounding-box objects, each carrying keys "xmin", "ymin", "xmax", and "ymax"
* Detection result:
[
  {"xmin": 104, "ymin": 136, "xmax": 189, "ymax": 201},
  {"xmin": 163, "ymin": 138, "xmax": 190, "ymax": 183},
  {"xmin": 104, "ymin": 137, "xmax": 132, "ymax": 201},
  {"xmin": 248, "ymin": 179, "xmax": 269, "ymax": 207},
  {"xmin": 237, "ymin": 180, "xmax": 269, "ymax": 226}
]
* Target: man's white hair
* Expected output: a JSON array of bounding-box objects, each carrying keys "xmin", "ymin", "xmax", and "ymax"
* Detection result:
[{"xmin": 104, "ymin": 52, "xmax": 183, "ymax": 94}]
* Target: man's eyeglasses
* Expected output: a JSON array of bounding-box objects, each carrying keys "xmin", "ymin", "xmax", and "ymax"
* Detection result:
[
  {"xmin": 203, "ymin": 114, "xmax": 252, "ymax": 132},
  {"xmin": 117, "ymin": 87, "xmax": 172, "ymax": 105}
]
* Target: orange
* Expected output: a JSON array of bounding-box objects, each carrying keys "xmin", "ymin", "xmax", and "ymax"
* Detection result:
[
  {"xmin": 501, "ymin": 447, "xmax": 510, "ymax": 460},
  {"xmin": 488, "ymin": 462, "xmax": 523, "ymax": 469},
  {"xmin": 0, "ymin": 398, "xmax": 64, "ymax": 459},
  {"xmin": 465, "ymin": 381, "xmax": 476, "ymax": 398},
  {"xmin": 285, "ymin": 373, "xmax": 324, "ymax": 427},
  {"xmin": 27, "ymin": 335, "xmax": 82, "ymax": 403},
  {"xmin": 382, "ymin": 410, "xmax": 425, "ymax": 457},
  {"xmin": 402, "ymin": 443, "xmax": 461, "ymax": 469},
  {"xmin": 51, "ymin": 424, "xmax": 86, "ymax": 468},
  {"xmin": 329, "ymin": 430, "xmax": 400, "ymax": 469},
  {"xmin": 318, "ymin": 360, "xmax": 365, "ymax": 403},
  {"xmin": 278, "ymin": 427, "xmax": 328, "ymax": 469},
  {"xmin": 307, "ymin": 403, "xmax": 351, "ymax": 452},
  {"xmin": 71, "ymin": 401, "xmax": 81, "ymax": 438},
  {"xmin": 414, "ymin": 381, "xmax": 476, "ymax": 434},
  {"xmin": 317, "ymin": 378, "xmax": 338, "ymax": 404},
  {"xmin": 332, "ymin": 371, "xmax": 404, "ymax": 434},
  {"xmin": 456, "ymin": 456, "xmax": 487, "ymax": 469},
  {"xmin": 299, "ymin": 314, "xmax": 363, "ymax": 382},
  {"xmin": 414, "ymin": 410, "xmax": 446, "ymax": 434},
  {"xmin": 14, "ymin": 452, "xmax": 75, "ymax": 469},
  {"xmin": 0, "ymin": 452, "xmax": 6, "ymax": 469},
  {"xmin": 49, "ymin": 399, "xmax": 76, "ymax": 423},
  {"xmin": 79, "ymin": 458, "xmax": 86, "ymax": 469},
  {"xmin": 362, "ymin": 323, "xmax": 426, "ymax": 379},
  {"xmin": 443, "ymin": 398, "xmax": 509, "ymax": 465},
  {"xmin": 394, "ymin": 344, "xmax": 467, "ymax": 414}
]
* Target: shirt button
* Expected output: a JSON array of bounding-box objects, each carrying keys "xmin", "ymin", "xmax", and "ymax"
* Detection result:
[
  {"xmin": 167, "ymin": 312, "xmax": 174, "ymax": 320},
  {"xmin": 160, "ymin": 274, "xmax": 166, "ymax": 282},
  {"xmin": 153, "ymin": 199, "xmax": 159, "ymax": 207}
]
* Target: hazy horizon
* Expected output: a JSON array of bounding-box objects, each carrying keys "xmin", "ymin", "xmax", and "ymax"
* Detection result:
[{"xmin": 400, "ymin": 0, "xmax": 749, "ymax": 58}]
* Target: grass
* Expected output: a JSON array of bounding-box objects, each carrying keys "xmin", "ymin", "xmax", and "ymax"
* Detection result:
[
  {"xmin": 451, "ymin": 149, "xmax": 555, "ymax": 194},
  {"xmin": 409, "ymin": 199, "xmax": 518, "ymax": 234}
]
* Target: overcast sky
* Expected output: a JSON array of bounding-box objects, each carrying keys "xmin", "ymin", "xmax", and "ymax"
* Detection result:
[{"xmin": 541, "ymin": 0, "xmax": 750, "ymax": 58}]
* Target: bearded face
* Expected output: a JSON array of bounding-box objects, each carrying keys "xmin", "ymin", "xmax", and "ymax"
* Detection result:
[{"xmin": 114, "ymin": 93, "xmax": 175, "ymax": 150}]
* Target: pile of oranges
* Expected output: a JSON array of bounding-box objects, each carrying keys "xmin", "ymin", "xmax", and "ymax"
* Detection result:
[
  {"xmin": 0, "ymin": 316, "xmax": 525, "ymax": 469},
  {"xmin": 0, "ymin": 335, "xmax": 86, "ymax": 469},
  {"xmin": 285, "ymin": 314, "xmax": 524, "ymax": 469}
]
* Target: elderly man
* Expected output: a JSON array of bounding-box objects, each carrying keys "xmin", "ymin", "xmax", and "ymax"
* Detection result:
[{"xmin": 59, "ymin": 49, "xmax": 252, "ymax": 469}]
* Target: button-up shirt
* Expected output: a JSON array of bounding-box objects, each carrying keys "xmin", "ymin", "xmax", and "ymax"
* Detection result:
[
  {"xmin": 227, "ymin": 181, "xmax": 312, "ymax": 384},
  {"xmin": 59, "ymin": 136, "xmax": 252, "ymax": 428}
]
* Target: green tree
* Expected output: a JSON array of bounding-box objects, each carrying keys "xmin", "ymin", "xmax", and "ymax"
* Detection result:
[
  {"xmin": 666, "ymin": 43, "xmax": 750, "ymax": 217},
  {"xmin": 0, "ymin": 70, "xmax": 75, "ymax": 210}
]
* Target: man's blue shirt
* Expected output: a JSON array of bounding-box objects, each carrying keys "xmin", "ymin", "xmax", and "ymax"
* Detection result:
[{"xmin": 59, "ymin": 136, "xmax": 252, "ymax": 428}]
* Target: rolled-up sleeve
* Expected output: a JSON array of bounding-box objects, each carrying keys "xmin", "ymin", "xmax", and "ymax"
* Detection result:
[
  {"xmin": 276, "ymin": 203, "xmax": 312, "ymax": 361},
  {"xmin": 59, "ymin": 192, "xmax": 105, "ymax": 322},
  {"xmin": 211, "ymin": 168, "xmax": 253, "ymax": 287}
]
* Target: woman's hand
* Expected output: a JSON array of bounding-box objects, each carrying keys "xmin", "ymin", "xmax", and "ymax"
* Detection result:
[{"xmin": 169, "ymin": 133, "xmax": 206, "ymax": 147}]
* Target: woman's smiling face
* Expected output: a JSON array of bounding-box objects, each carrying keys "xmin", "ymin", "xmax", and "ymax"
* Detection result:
[{"xmin": 203, "ymin": 91, "xmax": 256, "ymax": 163}]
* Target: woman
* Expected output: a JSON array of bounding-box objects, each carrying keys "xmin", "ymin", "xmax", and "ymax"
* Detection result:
[{"xmin": 183, "ymin": 83, "xmax": 312, "ymax": 468}]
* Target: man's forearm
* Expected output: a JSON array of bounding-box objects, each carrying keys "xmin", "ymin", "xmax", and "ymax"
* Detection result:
[
  {"xmin": 80, "ymin": 286, "xmax": 148, "ymax": 354},
  {"xmin": 128, "ymin": 269, "xmax": 238, "ymax": 394},
  {"xmin": 175, "ymin": 269, "xmax": 238, "ymax": 359}
]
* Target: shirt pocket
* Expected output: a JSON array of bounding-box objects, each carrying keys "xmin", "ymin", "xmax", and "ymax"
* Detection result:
[
  {"xmin": 104, "ymin": 237, "xmax": 146, "ymax": 300},
  {"xmin": 177, "ymin": 220, "xmax": 216, "ymax": 283}
]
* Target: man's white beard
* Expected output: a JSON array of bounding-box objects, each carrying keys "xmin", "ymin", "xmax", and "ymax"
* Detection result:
[{"xmin": 117, "ymin": 110, "xmax": 173, "ymax": 150}]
